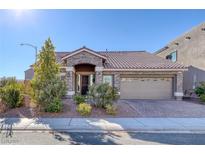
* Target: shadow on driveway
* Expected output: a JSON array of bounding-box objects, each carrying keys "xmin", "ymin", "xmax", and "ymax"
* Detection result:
[{"xmin": 0, "ymin": 118, "xmax": 20, "ymax": 137}]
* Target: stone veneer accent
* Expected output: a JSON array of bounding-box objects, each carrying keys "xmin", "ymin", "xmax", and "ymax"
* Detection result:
[
  {"xmin": 65, "ymin": 51, "xmax": 104, "ymax": 97},
  {"xmin": 66, "ymin": 51, "xmax": 103, "ymax": 67},
  {"xmin": 66, "ymin": 68, "xmax": 75, "ymax": 97},
  {"xmin": 114, "ymin": 73, "xmax": 120, "ymax": 91},
  {"xmin": 175, "ymin": 72, "xmax": 183, "ymax": 100},
  {"xmin": 95, "ymin": 67, "xmax": 103, "ymax": 84}
]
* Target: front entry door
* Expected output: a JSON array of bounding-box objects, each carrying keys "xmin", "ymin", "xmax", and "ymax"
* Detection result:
[{"xmin": 81, "ymin": 75, "xmax": 89, "ymax": 95}]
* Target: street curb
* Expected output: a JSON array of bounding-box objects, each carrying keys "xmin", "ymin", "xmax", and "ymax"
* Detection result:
[
  {"xmin": 1, "ymin": 118, "xmax": 205, "ymax": 134},
  {"xmin": 1, "ymin": 128, "xmax": 205, "ymax": 134}
]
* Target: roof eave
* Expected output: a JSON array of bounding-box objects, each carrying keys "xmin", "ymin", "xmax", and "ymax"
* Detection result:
[
  {"xmin": 154, "ymin": 46, "xmax": 169, "ymax": 55},
  {"xmin": 61, "ymin": 47, "xmax": 107, "ymax": 60},
  {"xmin": 103, "ymin": 68, "xmax": 188, "ymax": 72}
]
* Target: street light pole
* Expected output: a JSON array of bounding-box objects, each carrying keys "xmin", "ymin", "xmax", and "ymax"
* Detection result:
[{"xmin": 20, "ymin": 43, "xmax": 38, "ymax": 63}]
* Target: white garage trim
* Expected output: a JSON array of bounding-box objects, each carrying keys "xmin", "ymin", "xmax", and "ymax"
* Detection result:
[{"xmin": 174, "ymin": 92, "xmax": 183, "ymax": 97}]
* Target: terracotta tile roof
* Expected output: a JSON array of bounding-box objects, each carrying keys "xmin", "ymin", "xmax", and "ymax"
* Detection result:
[
  {"xmin": 99, "ymin": 51, "xmax": 186, "ymax": 70},
  {"xmin": 57, "ymin": 49, "xmax": 186, "ymax": 70}
]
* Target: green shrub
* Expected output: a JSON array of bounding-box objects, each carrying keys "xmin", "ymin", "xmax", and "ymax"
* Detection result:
[
  {"xmin": 88, "ymin": 83, "xmax": 119, "ymax": 108},
  {"xmin": 0, "ymin": 77, "xmax": 17, "ymax": 88},
  {"xmin": 195, "ymin": 87, "xmax": 205, "ymax": 97},
  {"xmin": 21, "ymin": 80, "xmax": 33, "ymax": 96},
  {"xmin": 195, "ymin": 82, "xmax": 205, "ymax": 97},
  {"xmin": 45, "ymin": 98, "xmax": 62, "ymax": 112},
  {"xmin": 0, "ymin": 77, "xmax": 24, "ymax": 108},
  {"xmin": 73, "ymin": 95, "xmax": 85, "ymax": 105},
  {"xmin": 200, "ymin": 94, "xmax": 205, "ymax": 103},
  {"xmin": 0, "ymin": 88, "xmax": 3, "ymax": 99},
  {"xmin": 1, "ymin": 83, "xmax": 23, "ymax": 108},
  {"xmin": 31, "ymin": 76, "xmax": 67, "ymax": 111},
  {"xmin": 76, "ymin": 103, "xmax": 92, "ymax": 116},
  {"xmin": 105, "ymin": 104, "xmax": 117, "ymax": 115}
]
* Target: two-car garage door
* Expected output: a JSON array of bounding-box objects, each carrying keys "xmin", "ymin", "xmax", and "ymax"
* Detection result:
[{"xmin": 120, "ymin": 77, "xmax": 173, "ymax": 99}]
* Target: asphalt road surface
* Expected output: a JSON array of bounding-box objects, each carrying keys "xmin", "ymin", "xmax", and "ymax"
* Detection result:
[{"xmin": 1, "ymin": 131, "xmax": 205, "ymax": 145}]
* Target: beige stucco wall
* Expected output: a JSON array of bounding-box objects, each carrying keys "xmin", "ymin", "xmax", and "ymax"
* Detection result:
[
  {"xmin": 156, "ymin": 23, "xmax": 205, "ymax": 91},
  {"xmin": 184, "ymin": 66, "xmax": 205, "ymax": 90}
]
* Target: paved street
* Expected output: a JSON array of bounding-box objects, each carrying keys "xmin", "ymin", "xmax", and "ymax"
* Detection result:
[
  {"xmin": 1, "ymin": 131, "xmax": 205, "ymax": 145},
  {"xmin": 1, "ymin": 117, "xmax": 205, "ymax": 144},
  {"xmin": 1, "ymin": 118, "xmax": 205, "ymax": 131}
]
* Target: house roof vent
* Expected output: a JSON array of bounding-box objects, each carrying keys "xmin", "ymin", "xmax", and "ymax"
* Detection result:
[
  {"xmin": 201, "ymin": 28, "xmax": 205, "ymax": 31},
  {"xmin": 185, "ymin": 36, "xmax": 191, "ymax": 40}
]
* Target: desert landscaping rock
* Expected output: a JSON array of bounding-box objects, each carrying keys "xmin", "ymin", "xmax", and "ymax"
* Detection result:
[{"xmin": 2, "ymin": 99, "xmax": 205, "ymax": 118}]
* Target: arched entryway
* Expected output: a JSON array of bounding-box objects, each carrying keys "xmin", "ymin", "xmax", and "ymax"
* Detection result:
[{"xmin": 74, "ymin": 64, "xmax": 95, "ymax": 95}]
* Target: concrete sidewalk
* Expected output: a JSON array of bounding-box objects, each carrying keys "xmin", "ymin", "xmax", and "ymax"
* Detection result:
[{"xmin": 1, "ymin": 118, "xmax": 205, "ymax": 132}]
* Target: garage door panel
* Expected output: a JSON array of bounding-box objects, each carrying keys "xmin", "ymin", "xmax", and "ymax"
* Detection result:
[{"xmin": 120, "ymin": 77, "xmax": 172, "ymax": 99}]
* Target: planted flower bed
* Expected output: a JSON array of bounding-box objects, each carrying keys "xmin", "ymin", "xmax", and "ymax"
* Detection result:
[{"xmin": 73, "ymin": 83, "xmax": 119, "ymax": 117}]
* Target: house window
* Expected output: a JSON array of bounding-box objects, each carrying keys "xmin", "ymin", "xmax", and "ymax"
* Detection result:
[
  {"xmin": 166, "ymin": 50, "xmax": 177, "ymax": 62},
  {"xmin": 103, "ymin": 75, "xmax": 113, "ymax": 86},
  {"xmin": 89, "ymin": 74, "xmax": 95, "ymax": 86}
]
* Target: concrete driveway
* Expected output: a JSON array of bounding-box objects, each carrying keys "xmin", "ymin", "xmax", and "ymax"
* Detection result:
[{"xmin": 120, "ymin": 99, "xmax": 205, "ymax": 117}]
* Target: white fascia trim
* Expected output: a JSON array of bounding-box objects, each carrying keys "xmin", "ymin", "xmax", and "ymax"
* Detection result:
[
  {"xmin": 103, "ymin": 68, "xmax": 188, "ymax": 72},
  {"xmin": 174, "ymin": 92, "xmax": 184, "ymax": 97},
  {"xmin": 62, "ymin": 48, "xmax": 107, "ymax": 60}
]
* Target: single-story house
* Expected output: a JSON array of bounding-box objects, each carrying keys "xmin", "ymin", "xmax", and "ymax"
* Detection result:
[{"xmin": 25, "ymin": 47, "xmax": 187, "ymax": 100}]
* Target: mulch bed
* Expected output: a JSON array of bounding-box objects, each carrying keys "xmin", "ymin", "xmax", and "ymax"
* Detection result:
[
  {"xmin": 0, "ymin": 101, "xmax": 8, "ymax": 113},
  {"xmin": 0, "ymin": 97, "xmax": 138, "ymax": 118}
]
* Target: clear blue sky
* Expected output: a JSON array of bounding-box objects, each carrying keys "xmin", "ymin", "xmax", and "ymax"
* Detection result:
[{"xmin": 0, "ymin": 9, "xmax": 205, "ymax": 79}]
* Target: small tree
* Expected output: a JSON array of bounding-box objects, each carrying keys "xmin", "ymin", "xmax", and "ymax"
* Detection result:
[{"xmin": 31, "ymin": 38, "xmax": 66, "ymax": 112}]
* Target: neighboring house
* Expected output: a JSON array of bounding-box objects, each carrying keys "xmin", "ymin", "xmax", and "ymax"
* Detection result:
[
  {"xmin": 155, "ymin": 22, "xmax": 205, "ymax": 93},
  {"xmin": 25, "ymin": 47, "xmax": 186, "ymax": 100},
  {"xmin": 24, "ymin": 67, "xmax": 34, "ymax": 80}
]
